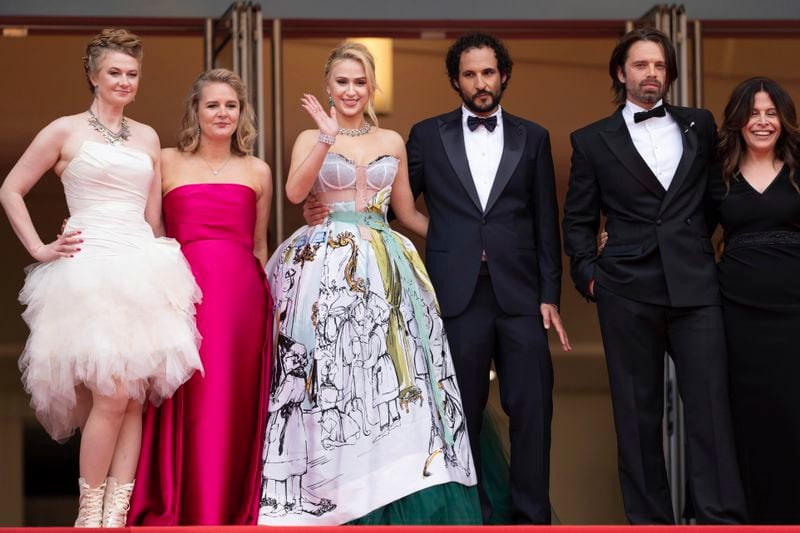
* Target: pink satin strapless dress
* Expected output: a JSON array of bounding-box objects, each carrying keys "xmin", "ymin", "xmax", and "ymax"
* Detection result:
[{"xmin": 129, "ymin": 183, "xmax": 272, "ymax": 525}]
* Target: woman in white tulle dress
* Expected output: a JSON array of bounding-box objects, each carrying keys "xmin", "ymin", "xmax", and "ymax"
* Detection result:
[{"xmin": 0, "ymin": 29, "xmax": 202, "ymax": 527}]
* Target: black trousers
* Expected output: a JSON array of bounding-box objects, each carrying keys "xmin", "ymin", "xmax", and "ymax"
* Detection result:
[
  {"xmin": 443, "ymin": 273, "xmax": 553, "ymax": 524},
  {"xmin": 595, "ymin": 284, "xmax": 748, "ymax": 524}
]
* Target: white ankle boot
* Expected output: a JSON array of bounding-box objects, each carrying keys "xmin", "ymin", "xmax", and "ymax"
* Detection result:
[
  {"xmin": 102, "ymin": 477, "xmax": 136, "ymax": 527},
  {"xmin": 74, "ymin": 478, "xmax": 106, "ymax": 527}
]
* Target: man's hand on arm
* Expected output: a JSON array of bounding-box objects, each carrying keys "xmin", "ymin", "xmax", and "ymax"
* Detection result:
[{"xmin": 302, "ymin": 194, "xmax": 330, "ymax": 226}]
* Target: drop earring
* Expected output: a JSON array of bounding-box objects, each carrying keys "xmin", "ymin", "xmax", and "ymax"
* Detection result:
[{"xmin": 327, "ymin": 94, "xmax": 333, "ymax": 107}]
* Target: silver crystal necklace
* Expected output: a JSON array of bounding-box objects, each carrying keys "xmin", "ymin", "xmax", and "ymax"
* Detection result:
[
  {"xmin": 338, "ymin": 122, "xmax": 371, "ymax": 137},
  {"xmin": 87, "ymin": 107, "xmax": 130, "ymax": 146}
]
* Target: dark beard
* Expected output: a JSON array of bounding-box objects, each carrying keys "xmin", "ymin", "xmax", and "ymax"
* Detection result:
[
  {"xmin": 461, "ymin": 87, "xmax": 504, "ymax": 115},
  {"xmin": 628, "ymin": 79, "xmax": 665, "ymax": 106}
]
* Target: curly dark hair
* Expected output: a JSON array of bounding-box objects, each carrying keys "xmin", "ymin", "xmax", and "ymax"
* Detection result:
[
  {"xmin": 608, "ymin": 27, "xmax": 677, "ymax": 105},
  {"xmin": 445, "ymin": 32, "xmax": 513, "ymax": 93},
  {"xmin": 717, "ymin": 76, "xmax": 800, "ymax": 193}
]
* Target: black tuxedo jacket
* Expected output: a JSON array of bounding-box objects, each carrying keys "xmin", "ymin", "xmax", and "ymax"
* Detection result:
[
  {"xmin": 562, "ymin": 104, "xmax": 720, "ymax": 307},
  {"xmin": 407, "ymin": 108, "xmax": 561, "ymax": 317}
]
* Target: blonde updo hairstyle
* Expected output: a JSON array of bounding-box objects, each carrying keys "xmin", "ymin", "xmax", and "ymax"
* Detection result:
[
  {"xmin": 177, "ymin": 68, "xmax": 257, "ymax": 156},
  {"xmin": 83, "ymin": 28, "xmax": 143, "ymax": 93},
  {"xmin": 324, "ymin": 41, "xmax": 380, "ymax": 127}
]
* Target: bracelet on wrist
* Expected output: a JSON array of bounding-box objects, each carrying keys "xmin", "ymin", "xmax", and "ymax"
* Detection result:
[{"xmin": 318, "ymin": 133, "xmax": 336, "ymax": 146}]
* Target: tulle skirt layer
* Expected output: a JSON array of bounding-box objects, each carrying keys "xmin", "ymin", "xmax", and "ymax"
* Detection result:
[{"xmin": 18, "ymin": 236, "xmax": 203, "ymax": 442}]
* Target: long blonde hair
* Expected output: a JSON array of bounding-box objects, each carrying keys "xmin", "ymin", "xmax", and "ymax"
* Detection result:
[
  {"xmin": 83, "ymin": 28, "xmax": 143, "ymax": 93},
  {"xmin": 324, "ymin": 41, "xmax": 379, "ymax": 127},
  {"xmin": 177, "ymin": 69, "xmax": 257, "ymax": 155}
]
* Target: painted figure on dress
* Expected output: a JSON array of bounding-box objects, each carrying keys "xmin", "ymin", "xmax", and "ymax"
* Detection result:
[{"xmin": 262, "ymin": 334, "xmax": 311, "ymax": 517}]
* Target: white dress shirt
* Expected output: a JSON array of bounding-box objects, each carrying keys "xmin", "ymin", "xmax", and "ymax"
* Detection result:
[
  {"xmin": 622, "ymin": 99, "xmax": 683, "ymax": 190},
  {"xmin": 462, "ymin": 105, "xmax": 504, "ymax": 210}
]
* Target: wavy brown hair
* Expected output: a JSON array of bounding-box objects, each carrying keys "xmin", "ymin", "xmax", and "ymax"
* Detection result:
[
  {"xmin": 323, "ymin": 41, "xmax": 379, "ymax": 127},
  {"xmin": 608, "ymin": 27, "xmax": 677, "ymax": 106},
  {"xmin": 718, "ymin": 77, "xmax": 800, "ymax": 193},
  {"xmin": 83, "ymin": 28, "xmax": 143, "ymax": 93},
  {"xmin": 177, "ymin": 69, "xmax": 256, "ymax": 156}
]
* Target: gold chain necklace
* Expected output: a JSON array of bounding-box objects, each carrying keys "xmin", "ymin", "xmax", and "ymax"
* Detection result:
[{"xmin": 87, "ymin": 108, "xmax": 130, "ymax": 146}]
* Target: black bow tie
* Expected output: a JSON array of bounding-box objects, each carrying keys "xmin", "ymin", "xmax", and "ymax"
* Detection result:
[
  {"xmin": 467, "ymin": 115, "xmax": 498, "ymax": 132},
  {"xmin": 633, "ymin": 105, "xmax": 666, "ymax": 123}
]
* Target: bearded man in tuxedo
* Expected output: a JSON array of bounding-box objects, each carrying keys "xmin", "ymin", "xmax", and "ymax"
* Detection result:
[{"xmin": 562, "ymin": 27, "xmax": 747, "ymax": 524}]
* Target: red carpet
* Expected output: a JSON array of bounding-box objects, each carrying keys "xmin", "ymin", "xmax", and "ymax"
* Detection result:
[{"xmin": 3, "ymin": 527, "xmax": 800, "ymax": 532}]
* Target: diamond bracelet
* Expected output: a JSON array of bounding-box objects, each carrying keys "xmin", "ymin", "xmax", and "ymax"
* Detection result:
[{"xmin": 319, "ymin": 133, "xmax": 336, "ymax": 145}]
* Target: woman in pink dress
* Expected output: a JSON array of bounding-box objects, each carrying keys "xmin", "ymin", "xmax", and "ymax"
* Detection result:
[{"xmin": 128, "ymin": 68, "xmax": 273, "ymax": 525}]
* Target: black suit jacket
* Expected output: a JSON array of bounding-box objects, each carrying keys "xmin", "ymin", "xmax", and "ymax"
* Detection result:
[
  {"xmin": 562, "ymin": 104, "xmax": 720, "ymax": 307},
  {"xmin": 407, "ymin": 108, "xmax": 561, "ymax": 317}
]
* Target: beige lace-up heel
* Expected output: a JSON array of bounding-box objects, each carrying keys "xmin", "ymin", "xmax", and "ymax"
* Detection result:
[
  {"xmin": 102, "ymin": 477, "xmax": 136, "ymax": 527},
  {"xmin": 74, "ymin": 478, "xmax": 106, "ymax": 527}
]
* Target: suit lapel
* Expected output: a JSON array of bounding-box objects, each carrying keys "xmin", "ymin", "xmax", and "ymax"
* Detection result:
[
  {"xmin": 438, "ymin": 108, "xmax": 483, "ymax": 213},
  {"xmin": 658, "ymin": 104, "xmax": 698, "ymax": 215},
  {"xmin": 484, "ymin": 113, "xmax": 525, "ymax": 215},
  {"xmin": 599, "ymin": 109, "xmax": 666, "ymax": 199}
]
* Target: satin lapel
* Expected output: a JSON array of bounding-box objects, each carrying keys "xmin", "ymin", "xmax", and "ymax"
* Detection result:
[
  {"xmin": 438, "ymin": 110, "xmax": 483, "ymax": 213},
  {"xmin": 599, "ymin": 110, "xmax": 666, "ymax": 199},
  {"xmin": 484, "ymin": 114, "xmax": 525, "ymax": 215},
  {"xmin": 658, "ymin": 105, "xmax": 698, "ymax": 215}
]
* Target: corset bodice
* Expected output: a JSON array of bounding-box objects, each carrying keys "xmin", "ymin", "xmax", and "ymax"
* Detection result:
[{"xmin": 312, "ymin": 152, "xmax": 397, "ymax": 193}]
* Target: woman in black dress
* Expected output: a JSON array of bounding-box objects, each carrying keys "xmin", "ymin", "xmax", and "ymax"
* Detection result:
[{"xmin": 710, "ymin": 77, "xmax": 800, "ymax": 524}]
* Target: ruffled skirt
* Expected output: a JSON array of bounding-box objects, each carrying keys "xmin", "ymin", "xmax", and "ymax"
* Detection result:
[
  {"xmin": 258, "ymin": 204, "xmax": 476, "ymax": 524},
  {"xmin": 18, "ymin": 233, "xmax": 203, "ymax": 442}
]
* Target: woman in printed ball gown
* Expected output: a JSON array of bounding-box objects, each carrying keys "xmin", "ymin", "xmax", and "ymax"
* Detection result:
[{"xmin": 257, "ymin": 41, "xmax": 480, "ymax": 526}]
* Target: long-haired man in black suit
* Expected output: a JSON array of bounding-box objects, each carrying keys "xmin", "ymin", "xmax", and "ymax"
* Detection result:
[{"xmin": 562, "ymin": 27, "xmax": 747, "ymax": 524}]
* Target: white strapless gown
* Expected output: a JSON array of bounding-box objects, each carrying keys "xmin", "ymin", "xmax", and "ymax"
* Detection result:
[{"xmin": 18, "ymin": 140, "xmax": 203, "ymax": 442}]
